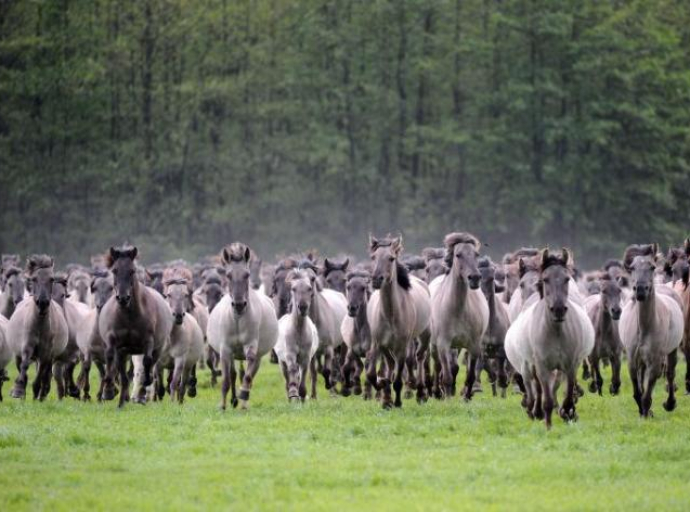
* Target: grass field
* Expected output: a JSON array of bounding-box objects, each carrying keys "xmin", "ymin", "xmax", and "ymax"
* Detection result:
[{"xmin": 0, "ymin": 360, "xmax": 688, "ymax": 511}]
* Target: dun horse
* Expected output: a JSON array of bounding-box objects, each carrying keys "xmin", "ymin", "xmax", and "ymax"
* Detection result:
[
  {"xmin": 207, "ymin": 243, "xmax": 278, "ymax": 409},
  {"xmin": 620, "ymin": 244, "xmax": 683, "ymax": 417},
  {"xmin": 8, "ymin": 256, "xmax": 68, "ymax": 400},
  {"xmin": 367, "ymin": 235, "xmax": 431, "ymax": 408}
]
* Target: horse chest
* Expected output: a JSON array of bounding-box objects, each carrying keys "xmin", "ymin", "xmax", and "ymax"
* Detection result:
[{"xmin": 113, "ymin": 327, "xmax": 148, "ymax": 349}]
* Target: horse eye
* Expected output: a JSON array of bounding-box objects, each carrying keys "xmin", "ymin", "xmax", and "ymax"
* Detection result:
[{"xmin": 389, "ymin": 256, "xmax": 395, "ymax": 262}]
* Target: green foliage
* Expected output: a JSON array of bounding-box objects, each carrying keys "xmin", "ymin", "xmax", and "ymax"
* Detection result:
[{"xmin": 1, "ymin": 0, "xmax": 689, "ymax": 267}]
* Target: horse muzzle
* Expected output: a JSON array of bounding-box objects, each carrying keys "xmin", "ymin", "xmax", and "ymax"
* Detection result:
[
  {"xmin": 173, "ymin": 312, "xmax": 185, "ymax": 325},
  {"xmin": 298, "ymin": 304, "xmax": 309, "ymax": 316},
  {"xmin": 371, "ymin": 276, "xmax": 383, "ymax": 290},
  {"xmin": 36, "ymin": 298, "xmax": 50, "ymax": 314},
  {"xmin": 116, "ymin": 295, "xmax": 132, "ymax": 307},
  {"xmin": 348, "ymin": 305, "xmax": 358, "ymax": 317},
  {"xmin": 232, "ymin": 301, "xmax": 247, "ymax": 315}
]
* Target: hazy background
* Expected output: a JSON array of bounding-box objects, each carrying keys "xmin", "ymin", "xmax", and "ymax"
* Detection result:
[{"xmin": 1, "ymin": 0, "xmax": 689, "ymax": 268}]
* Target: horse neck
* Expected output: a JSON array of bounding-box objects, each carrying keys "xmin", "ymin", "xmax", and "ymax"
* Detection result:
[
  {"xmin": 448, "ymin": 260, "xmax": 469, "ymax": 308},
  {"xmin": 309, "ymin": 289, "xmax": 324, "ymax": 326},
  {"xmin": 485, "ymin": 286, "xmax": 496, "ymax": 322},
  {"xmin": 28, "ymin": 302, "xmax": 51, "ymax": 335},
  {"xmin": 126, "ymin": 278, "xmax": 146, "ymax": 317},
  {"xmin": 637, "ymin": 288, "xmax": 657, "ymax": 331},
  {"xmin": 380, "ymin": 264, "xmax": 405, "ymax": 324},
  {"xmin": 354, "ymin": 301, "xmax": 371, "ymax": 339}
]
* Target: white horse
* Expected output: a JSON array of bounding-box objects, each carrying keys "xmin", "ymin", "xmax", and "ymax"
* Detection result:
[
  {"xmin": 207, "ymin": 243, "xmax": 278, "ymax": 409},
  {"xmin": 274, "ymin": 270, "xmax": 319, "ymax": 401}
]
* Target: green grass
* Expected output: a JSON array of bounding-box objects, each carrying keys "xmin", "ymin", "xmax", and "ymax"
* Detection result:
[{"xmin": 0, "ymin": 361, "xmax": 688, "ymax": 511}]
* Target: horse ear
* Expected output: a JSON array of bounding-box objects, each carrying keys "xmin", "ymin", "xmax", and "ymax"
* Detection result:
[
  {"xmin": 368, "ymin": 234, "xmax": 378, "ymax": 251},
  {"xmin": 652, "ymin": 243, "xmax": 659, "ymax": 259},
  {"xmin": 540, "ymin": 249, "xmax": 550, "ymax": 269},
  {"xmin": 244, "ymin": 246, "xmax": 251, "ymax": 263},
  {"xmin": 518, "ymin": 258, "xmax": 526, "ymax": 278},
  {"xmin": 343, "ymin": 258, "xmax": 350, "ymax": 271},
  {"xmin": 221, "ymin": 247, "xmax": 230, "ymax": 265},
  {"xmin": 685, "ymin": 239, "xmax": 690, "ymax": 256},
  {"xmin": 392, "ymin": 236, "xmax": 403, "ymax": 255},
  {"xmin": 561, "ymin": 248, "xmax": 569, "ymax": 266},
  {"xmin": 324, "ymin": 258, "xmax": 333, "ymax": 271},
  {"xmin": 127, "ymin": 247, "xmax": 138, "ymax": 260},
  {"xmin": 109, "ymin": 247, "xmax": 118, "ymax": 263}
]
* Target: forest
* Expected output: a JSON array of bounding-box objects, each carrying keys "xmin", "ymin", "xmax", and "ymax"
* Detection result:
[{"xmin": 1, "ymin": 0, "xmax": 689, "ymax": 268}]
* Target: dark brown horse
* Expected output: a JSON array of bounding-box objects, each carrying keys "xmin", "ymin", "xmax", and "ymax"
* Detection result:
[{"xmin": 98, "ymin": 246, "xmax": 172, "ymax": 407}]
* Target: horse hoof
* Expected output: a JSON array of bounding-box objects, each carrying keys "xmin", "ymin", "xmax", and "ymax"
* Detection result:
[
  {"xmin": 188, "ymin": 387, "xmax": 197, "ymax": 398},
  {"xmin": 353, "ymin": 387, "xmax": 362, "ymax": 396},
  {"xmin": 102, "ymin": 388, "xmax": 116, "ymax": 401},
  {"xmin": 10, "ymin": 388, "xmax": 25, "ymax": 399},
  {"xmin": 231, "ymin": 397, "xmax": 239, "ymax": 409},
  {"xmin": 403, "ymin": 390, "xmax": 414, "ymax": 400},
  {"xmin": 663, "ymin": 399, "xmax": 676, "ymax": 412},
  {"xmin": 289, "ymin": 396, "xmax": 300, "ymax": 403},
  {"xmin": 588, "ymin": 381, "xmax": 597, "ymax": 393},
  {"xmin": 382, "ymin": 401, "xmax": 393, "ymax": 410},
  {"xmin": 240, "ymin": 400, "xmax": 249, "ymax": 410},
  {"xmin": 82, "ymin": 394, "xmax": 91, "ymax": 402},
  {"xmin": 341, "ymin": 388, "xmax": 352, "ymax": 398}
]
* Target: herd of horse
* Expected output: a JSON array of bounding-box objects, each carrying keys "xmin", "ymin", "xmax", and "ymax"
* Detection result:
[{"xmin": 0, "ymin": 233, "xmax": 687, "ymax": 429}]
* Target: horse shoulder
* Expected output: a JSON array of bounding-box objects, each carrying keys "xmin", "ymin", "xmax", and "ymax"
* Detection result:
[
  {"xmin": 657, "ymin": 294, "xmax": 683, "ymax": 353},
  {"xmin": 340, "ymin": 315, "xmax": 355, "ymax": 349}
]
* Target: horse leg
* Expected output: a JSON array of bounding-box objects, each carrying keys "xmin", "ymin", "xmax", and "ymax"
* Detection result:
[
  {"xmin": 117, "ymin": 351, "xmax": 130, "ymax": 408},
  {"xmin": 309, "ymin": 357, "xmax": 318, "ymax": 400},
  {"xmin": 380, "ymin": 348, "xmax": 395, "ymax": 410},
  {"xmin": 188, "ymin": 365, "xmax": 197, "ymax": 398},
  {"xmin": 535, "ymin": 367, "xmax": 554, "ymax": 429},
  {"xmin": 589, "ymin": 355, "xmax": 603, "ymax": 396},
  {"xmin": 559, "ymin": 369, "xmax": 578, "ymax": 422},
  {"xmin": 438, "ymin": 345, "xmax": 454, "ymax": 398},
  {"xmin": 497, "ymin": 356, "xmax": 508, "ymax": 399},
  {"xmin": 298, "ymin": 359, "xmax": 309, "ymax": 402},
  {"xmin": 39, "ymin": 361, "xmax": 52, "ymax": 401},
  {"xmin": 79, "ymin": 356, "xmax": 92, "ymax": 401},
  {"xmin": 581, "ymin": 358, "xmax": 591, "ymax": 381},
  {"xmin": 609, "ymin": 352, "xmax": 622, "ymax": 396},
  {"xmin": 65, "ymin": 361, "xmax": 79, "ymax": 399},
  {"xmin": 628, "ymin": 359, "xmax": 643, "ymax": 416},
  {"xmin": 219, "ymin": 349, "xmax": 231, "ymax": 410},
  {"xmin": 415, "ymin": 337, "xmax": 429, "ymax": 404},
  {"xmin": 450, "ymin": 349, "xmax": 460, "ymax": 396},
  {"xmin": 239, "ymin": 344, "xmax": 261, "ymax": 409},
  {"xmin": 287, "ymin": 357, "xmax": 300, "ymax": 402},
  {"xmin": 170, "ymin": 359, "xmax": 183, "ymax": 403},
  {"xmin": 341, "ymin": 350, "xmax": 354, "ymax": 397},
  {"xmin": 403, "ymin": 339, "xmax": 416, "ymax": 400},
  {"xmin": 663, "ymin": 349, "xmax": 678, "ymax": 412},
  {"xmin": 682, "ymin": 338, "xmax": 690, "ymax": 394},
  {"xmin": 462, "ymin": 353, "xmax": 478, "ymax": 402},
  {"xmin": 12, "ymin": 347, "xmax": 32, "ymax": 399},
  {"xmin": 206, "ymin": 346, "xmax": 219, "ymax": 387},
  {"xmin": 393, "ymin": 353, "xmax": 405, "ymax": 408},
  {"xmin": 353, "ymin": 358, "xmax": 363, "ymax": 396},
  {"xmin": 102, "ymin": 341, "xmax": 117, "ymax": 401},
  {"xmin": 364, "ymin": 346, "xmax": 379, "ymax": 396},
  {"xmin": 95, "ymin": 361, "xmax": 106, "ymax": 401},
  {"xmin": 531, "ymin": 369, "xmax": 544, "ymax": 420},
  {"xmin": 53, "ymin": 362, "xmax": 65, "ymax": 401},
  {"xmin": 323, "ymin": 345, "xmax": 335, "ymax": 393}
]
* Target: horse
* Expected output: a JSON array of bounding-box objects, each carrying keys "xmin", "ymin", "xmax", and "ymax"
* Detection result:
[
  {"xmin": 584, "ymin": 273, "xmax": 623, "ymax": 396},
  {"xmin": 51, "ymin": 272, "xmax": 90, "ymax": 399},
  {"xmin": 422, "ymin": 247, "xmax": 446, "ymax": 284},
  {"xmin": 0, "ymin": 265, "xmax": 26, "ymax": 318},
  {"xmin": 667, "ymin": 240, "xmax": 690, "ymax": 394},
  {"xmin": 0, "ymin": 314, "xmax": 9, "ymax": 400},
  {"xmin": 67, "ymin": 268, "xmax": 92, "ymax": 306},
  {"xmin": 340, "ymin": 270, "xmax": 373, "ymax": 399},
  {"xmin": 297, "ymin": 258, "xmax": 348, "ymax": 397},
  {"xmin": 249, "ymin": 253, "xmax": 263, "ymax": 291},
  {"xmin": 98, "ymin": 245, "xmax": 172, "ymax": 407},
  {"xmin": 207, "ymin": 243, "xmax": 279, "ymax": 409},
  {"xmin": 75, "ymin": 270, "xmax": 114, "ymax": 400},
  {"xmin": 155, "ymin": 269, "xmax": 204, "ymax": 403},
  {"xmin": 274, "ymin": 270, "xmax": 319, "ymax": 402},
  {"xmin": 367, "ymin": 235, "xmax": 431, "ymax": 408},
  {"xmin": 272, "ymin": 258, "xmax": 299, "ymax": 318},
  {"xmin": 429, "ymin": 233, "xmax": 488, "ymax": 401},
  {"xmin": 620, "ymin": 244, "xmax": 683, "ymax": 417},
  {"xmin": 477, "ymin": 257, "xmax": 510, "ymax": 398},
  {"xmin": 323, "ymin": 257, "xmax": 350, "ymax": 294},
  {"xmin": 518, "ymin": 249, "xmax": 594, "ymax": 429},
  {"xmin": 8, "ymin": 255, "xmax": 68, "ymax": 400},
  {"xmin": 402, "ymin": 255, "xmax": 427, "ymax": 281}
]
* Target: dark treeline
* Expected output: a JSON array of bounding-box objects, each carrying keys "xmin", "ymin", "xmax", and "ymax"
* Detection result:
[{"xmin": 1, "ymin": 0, "xmax": 689, "ymax": 268}]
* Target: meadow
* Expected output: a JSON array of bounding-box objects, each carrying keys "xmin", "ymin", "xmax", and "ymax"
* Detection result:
[{"xmin": 0, "ymin": 361, "xmax": 688, "ymax": 511}]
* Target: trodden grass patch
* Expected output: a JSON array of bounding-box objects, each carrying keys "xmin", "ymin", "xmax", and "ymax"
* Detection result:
[{"xmin": 0, "ymin": 361, "xmax": 688, "ymax": 511}]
